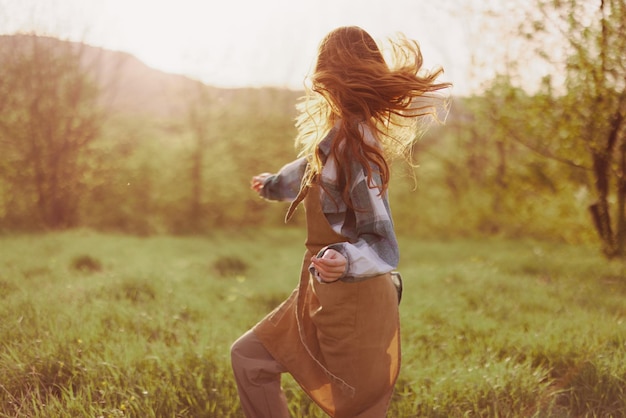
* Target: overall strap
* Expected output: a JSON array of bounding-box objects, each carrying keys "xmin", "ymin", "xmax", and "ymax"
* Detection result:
[
  {"xmin": 285, "ymin": 184, "xmax": 309, "ymax": 222},
  {"xmin": 285, "ymin": 164, "xmax": 313, "ymax": 223}
]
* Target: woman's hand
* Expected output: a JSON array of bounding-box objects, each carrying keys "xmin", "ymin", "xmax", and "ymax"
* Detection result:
[
  {"xmin": 311, "ymin": 249, "xmax": 347, "ymax": 283},
  {"xmin": 251, "ymin": 173, "xmax": 271, "ymax": 193}
]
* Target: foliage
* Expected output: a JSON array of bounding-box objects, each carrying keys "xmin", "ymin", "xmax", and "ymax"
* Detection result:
[
  {"xmin": 391, "ymin": 100, "xmax": 596, "ymax": 245},
  {"xmin": 0, "ymin": 231, "xmax": 624, "ymax": 417},
  {"xmin": 496, "ymin": 0, "xmax": 626, "ymax": 258},
  {"xmin": 0, "ymin": 35, "xmax": 105, "ymax": 229},
  {"xmin": 75, "ymin": 87, "xmax": 301, "ymax": 235}
]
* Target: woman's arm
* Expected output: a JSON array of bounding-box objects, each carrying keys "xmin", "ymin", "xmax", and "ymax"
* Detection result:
[
  {"xmin": 252, "ymin": 157, "xmax": 308, "ymax": 202},
  {"xmin": 322, "ymin": 167, "xmax": 400, "ymax": 281}
]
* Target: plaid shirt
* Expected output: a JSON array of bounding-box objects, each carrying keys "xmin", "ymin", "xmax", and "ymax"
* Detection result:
[{"xmin": 260, "ymin": 124, "xmax": 399, "ymax": 281}]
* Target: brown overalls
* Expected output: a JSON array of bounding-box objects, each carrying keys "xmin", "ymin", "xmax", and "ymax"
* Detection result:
[{"xmin": 236, "ymin": 183, "xmax": 401, "ymax": 417}]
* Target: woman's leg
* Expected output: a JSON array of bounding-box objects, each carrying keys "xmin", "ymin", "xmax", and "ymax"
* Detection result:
[{"xmin": 230, "ymin": 329, "xmax": 291, "ymax": 418}]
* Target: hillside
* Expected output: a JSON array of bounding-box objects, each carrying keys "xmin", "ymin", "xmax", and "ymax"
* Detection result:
[{"xmin": 0, "ymin": 34, "xmax": 301, "ymax": 119}]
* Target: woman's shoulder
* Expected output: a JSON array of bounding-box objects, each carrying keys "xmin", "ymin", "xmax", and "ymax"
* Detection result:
[{"xmin": 356, "ymin": 122, "xmax": 380, "ymax": 147}]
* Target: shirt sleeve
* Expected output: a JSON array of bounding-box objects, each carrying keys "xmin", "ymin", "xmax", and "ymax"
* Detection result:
[
  {"xmin": 259, "ymin": 157, "xmax": 307, "ymax": 202},
  {"xmin": 324, "ymin": 167, "xmax": 400, "ymax": 281}
]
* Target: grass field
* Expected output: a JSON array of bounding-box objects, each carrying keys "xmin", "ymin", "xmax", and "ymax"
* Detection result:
[{"xmin": 0, "ymin": 229, "xmax": 625, "ymax": 417}]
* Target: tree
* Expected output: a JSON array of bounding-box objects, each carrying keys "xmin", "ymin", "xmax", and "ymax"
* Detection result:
[
  {"xmin": 0, "ymin": 35, "xmax": 104, "ymax": 229},
  {"xmin": 181, "ymin": 83, "xmax": 222, "ymax": 232},
  {"xmin": 493, "ymin": 0, "xmax": 626, "ymax": 258}
]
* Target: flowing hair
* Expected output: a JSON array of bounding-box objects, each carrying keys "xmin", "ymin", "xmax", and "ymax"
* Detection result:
[{"xmin": 295, "ymin": 26, "xmax": 451, "ymax": 205}]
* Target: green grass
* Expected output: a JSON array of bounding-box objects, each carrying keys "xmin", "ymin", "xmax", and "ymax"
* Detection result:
[{"xmin": 0, "ymin": 230, "xmax": 624, "ymax": 417}]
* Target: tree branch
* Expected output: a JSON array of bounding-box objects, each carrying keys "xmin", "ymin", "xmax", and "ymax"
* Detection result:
[{"xmin": 505, "ymin": 125, "xmax": 591, "ymax": 171}]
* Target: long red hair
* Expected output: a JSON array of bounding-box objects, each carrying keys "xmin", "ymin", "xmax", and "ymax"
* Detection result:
[{"xmin": 295, "ymin": 26, "xmax": 451, "ymax": 205}]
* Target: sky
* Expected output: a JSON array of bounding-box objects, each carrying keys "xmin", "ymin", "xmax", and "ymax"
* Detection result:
[{"xmin": 0, "ymin": 0, "xmax": 533, "ymax": 95}]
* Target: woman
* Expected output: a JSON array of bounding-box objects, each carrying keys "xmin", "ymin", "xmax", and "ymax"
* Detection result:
[{"xmin": 231, "ymin": 26, "xmax": 450, "ymax": 417}]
